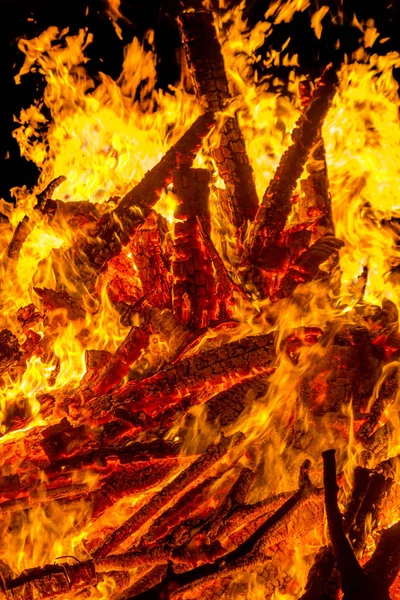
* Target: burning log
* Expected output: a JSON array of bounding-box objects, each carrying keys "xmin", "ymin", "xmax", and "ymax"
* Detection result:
[
  {"xmin": 171, "ymin": 167, "xmax": 234, "ymax": 328},
  {"xmin": 89, "ymin": 459, "xmax": 181, "ymax": 519},
  {"xmin": 0, "ymin": 483, "xmax": 90, "ymax": 514},
  {"xmin": 129, "ymin": 211, "xmax": 172, "ymax": 309},
  {"xmin": 0, "ymin": 471, "xmax": 319, "ymax": 600},
  {"xmin": 205, "ymin": 375, "xmax": 269, "ymax": 428},
  {"xmin": 363, "ymin": 521, "xmax": 400, "ymax": 597},
  {"xmin": 140, "ymin": 467, "xmax": 251, "ymax": 549},
  {"xmin": 275, "ymin": 235, "xmax": 344, "ymax": 300},
  {"xmin": 141, "ymin": 475, "xmax": 220, "ymax": 546},
  {"xmin": 117, "ymin": 566, "xmax": 168, "ymax": 600},
  {"xmin": 202, "ymin": 467, "xmax": 256, "ymax": 543},
  {"xmin": 0, "ymin": 561, "xmax": 97, "ymax": 599},
  {"xmin": 196, "ymin": 219, "xmax": 247, "ymax": 307},
  {"xmin": 85, "ymin": 325, "xmax": 151, "ymax": 396},
  {"xmin": 301, "ymin": 460, "xmax": 392, "ymax": 599},
  {"xmin": 0, "ymin": 458, "xmax": 183, "ymax": 518},
  {"xmin": 322, "ymin": 449, "xmax": 371, "ymax": 598},
  {"xmin": 357, "ymin": 366, "xmax": 399, "ymax": 444},
  {"xmin": 93, "ymin": 432, "xmax": 245, "ymax": 558},
  {"xmin": 6, "ymin": 216, "xmax": 32, "ymax": 260},
  {"xmin": 208, "ymin": 490, "xmax": 294, "ymax": 547},
  {"xmin": 34, "ymin": 287, "xmax": 86, "ymax": 321},
  {"xmin": 107, "ymin": 250, "xmax": 142, "ymax": 308},
  {"xmin": 240, "ymin": 67, "xmax": 339, "ymax": 296},
  {"xmin": 300, "ymin": 545, "xmax": 337, "ymax": 600},
  {"xmin": 244, "ymin": 66, "xmax": 338, "ymax": 262},
  {"xmin": 35, "ymin": 175, "xmax": 66, "ymax": 216},
  {"xmin": 322, "ymin": 449, "xmax": 400, "ymax": 600},
  {"xmin": 298, "ymin": 80, "xmax": 334, "ymax": 241},
  {"xmin": 71, "ymin": 112, "xmax": 215, "ymax": 286},
  {"xmin": 171, "ymin": 168, "xmax": 214, "ymax": 329},
  {"xmin": 347, "ymin": 469, "xmax": 392, "ymax": 555},
  {"xmin": 225, "ymin": 466, "xmax": 255, "ymax": 506},
  {"xmin": 44, "ymin": 438, "xmax": 184, "ymax": 474},
  {"xmin": 128, "ymin": 461, "xmax": 320, "ymax": 600},
  {"xmin": 73, "ymin": 331, "xmax": 277, "ymax": 425},
  {"xmin": 298, "ymin": 325, "xmax": 383, "ymax": 418},
  {"xmin": 6, "ymin": 176, "xmax": 67, "ymax": 263},
  {"xmin": 178, "ymin": 10, "xmax": 259, "ymax": 235}
]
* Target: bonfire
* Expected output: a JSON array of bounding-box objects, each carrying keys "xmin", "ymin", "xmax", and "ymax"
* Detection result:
[{"xmin": 1, "ymin": 1, "xmax": 400, "ymax": 599}]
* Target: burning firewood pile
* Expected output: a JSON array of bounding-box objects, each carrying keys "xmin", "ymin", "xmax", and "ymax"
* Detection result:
[{"xmin": 1, "ymin": 4, "xmax": 400, "ymax": 600}]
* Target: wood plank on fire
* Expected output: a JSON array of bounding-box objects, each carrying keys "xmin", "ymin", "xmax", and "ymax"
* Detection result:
[
  {"xmin": 178, "ymin": 9, "xmax": 259, "ymax": 237},
  {"xmin": 240, "ymin": 67, "xmax": 339, "ymax": 298},
  {"xmin": 171, "ymin": 167, "xmax": 234, "ymax": 329},
  {"xmin": 70, "ymin": 331, "xmax": 277, "ymax": 425}
]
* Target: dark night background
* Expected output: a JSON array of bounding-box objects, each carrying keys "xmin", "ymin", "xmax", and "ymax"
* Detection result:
[{"xmin": 1, "ymin": 0, "xmax": 400, "ymax": 203}]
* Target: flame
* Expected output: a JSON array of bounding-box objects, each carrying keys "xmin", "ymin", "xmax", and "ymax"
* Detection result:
[{"xmin": 1, "ymin": 0, "xmax": 400, "ymax": 597}]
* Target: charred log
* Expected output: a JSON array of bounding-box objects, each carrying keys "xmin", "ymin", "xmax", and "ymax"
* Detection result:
[
  {"xmin": 240, "ymin": 67, "xmax": 338, "ymax": 296},
  {"xmin": 6, "ymin": 216, "xmax": 32, "ymax": 261},
  {"xmin": 129, "ymin": 211, "xmax": 172, "ymax": 309},
  {"xmin": 171, "ymin": 168, "xmax": 218, "ymax": 329},
  {"xmin": 72, "ymin": 331, "xmax": 277, "ymax": 424},
  {"xmin": 298, "ymin": 80, "xmax": 334, "ymax": 240},
  {"xmin": 178, "ymin": 10, "xmax": 259, "ymax": 234},
  {"xmin": 35, "ymin": 175, "xmax": 66, "ymax": 216},
  {"xmin": 34, "ymin": 287, "xmax": 86, "ymax": 321},
  {"xmin": 93, "ymin": 432, "xmax": 245, "ymax": 557}
]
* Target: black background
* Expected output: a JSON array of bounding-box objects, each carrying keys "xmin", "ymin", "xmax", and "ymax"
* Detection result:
[{"xmin": 1, "ymin": 0, "xmax": 399, "ymax": 202}]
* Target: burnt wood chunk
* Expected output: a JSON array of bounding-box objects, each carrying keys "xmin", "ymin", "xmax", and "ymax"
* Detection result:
[
  {"xmin": 178, "ymin": 10, "xmax": 259, "ymax": 234},
  {"xmin": 34, "ymin": 287, "xmax": 86, "ymax": 320},
  {"xmin": 88, "ymin": 326, "xmax": 151, "ymax": 396},
  {"xmin": 171, "ymin": 168, "xmax": 232, "ymax": 329},
  {"xmin": 6, "ymin": 215, "xmax": 32, "ymax": 260},
  {"xmin": 241, "ymin": 67, "xmax": 338, "ymax": 294},
  {"xmin": 130, "ymin": 211, "xmax": 172, "ymax": 309},
  {"xmin": 35, "ymin": 175, "xmax": 66, "ymax": 216},
  {"xmin": 93, "ymin": 432, "xmax": 245, "ymax": 558},
  {"xmin": 73, "ymin": 332, "xmax": 277, "ymax": 424}
]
